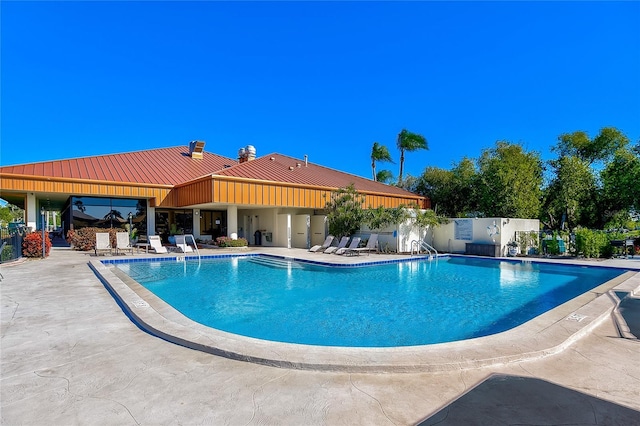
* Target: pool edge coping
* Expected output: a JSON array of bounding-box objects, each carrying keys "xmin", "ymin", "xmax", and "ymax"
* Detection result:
[{"xmin": 89, "ymin": 255, "xmax": 640, "ymax": 373}]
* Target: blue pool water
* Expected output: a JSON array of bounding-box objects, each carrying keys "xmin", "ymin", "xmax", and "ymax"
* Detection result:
[{"xmin": 115, "ymin": 256, "xmax": 625, "ymax": 347}]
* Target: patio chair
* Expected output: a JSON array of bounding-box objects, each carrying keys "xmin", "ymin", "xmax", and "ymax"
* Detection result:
[
  {"xmin": 334, "ymin": 237, "xmax": 361, "ymax": 255},
  {"xmin": 345, "ymin": 234, "xmax": 379, "ymax": 256},
  {"xmin": 94, "ymin": 232, "xmax": 112, "ymax": 256},
  {"xmin": 174, "ymin": 235, "xmax": 193, "ymax": 253},
  {"xmin": 148, "ymin": 235, "xmax": 168, "ymax": 254},
  {"xmin": 115, "ymin": 232, "xmax": 134, "ymax": 255},
  {"xmin": 323, "ymin": 236, "xmax": 349, "ymax": 254},
  {"xmin": 309, "ymin": 235, "xmax": 334, "ymax": 253}
]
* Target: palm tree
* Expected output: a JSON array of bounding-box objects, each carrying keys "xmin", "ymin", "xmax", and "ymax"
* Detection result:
[
  {"xmin": 397, "ymin": 129, "xmax": 428, "ymax": 184},
  {"xmin": 371, "ymin": 142, "xmax": 394, "ymax": 181},
  {"xmin": 376, "ymin": 170, "xmax": 394, "ymax": 184}
]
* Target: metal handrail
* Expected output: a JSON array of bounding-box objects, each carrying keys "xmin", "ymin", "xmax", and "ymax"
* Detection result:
[
  {"xmin": 184, "ymin": 234, "xmax": 201, "ymax": 262},
  {"xmin": 411, "ymin": 240, "xmax": 438, "ymax": 259}
]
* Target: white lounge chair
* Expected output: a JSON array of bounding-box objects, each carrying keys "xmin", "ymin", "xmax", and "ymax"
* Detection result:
[
  {"xmin": 335, "ymin": 237, "xmax": 361, "ymax": 255},
  {"xmin": 148, "ymin": 235, "xmax": 168, "ymax": 254},
  {"xmin": 115, "ymin": 232, "xmax": 134, "ymax": 255},
  {"xmin": 323, "ymin": 236, "xmax": 349, "ymax": 254},
  {"xmin": 309, "ymin": 235, "xmax": 334, "ymax": 253},
  {"xmin": 346, "ymin": 234, "xmax": 378, "ymax": 256},
  {"xmin": 94, "ymin": 232, "xmax": 112, "ymax": 256},
  {"xmin": 174, "ymin": 235, "xmax": 194, "ymax": 253}
]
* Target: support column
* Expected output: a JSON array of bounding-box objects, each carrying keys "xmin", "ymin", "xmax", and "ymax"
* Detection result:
[
  {"xmin": 26, "ymin": 193, "xmax": 37, "ymax": 230},
  {"xmin": 192, "ymin": 209, "xmax": 201, "ymax": 238},
  {"xmin": 147, "ymin": 204, "xmax": 156, "ymax": 236},
  {"xmin": 227, "ymin": 205, "xmax": 238, "ymax": 238}
]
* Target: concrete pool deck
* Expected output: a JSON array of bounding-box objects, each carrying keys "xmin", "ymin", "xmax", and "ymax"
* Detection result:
[{"xmin": 2, "ymin": 247, "xmax": 639, "ymax": 424}]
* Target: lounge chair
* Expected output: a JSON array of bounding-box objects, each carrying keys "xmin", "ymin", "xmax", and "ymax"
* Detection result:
[
  {"xmin": 309, "ymin": 235, "xmax": 334, "ymax": 253},
  {"xmin": 115, "ymin": 232, "xmax": 134, "ymax": 255},
  {"xmin": 334, "ymin": 237, "xmax": 361, "ymax": 255},
  {"xmin": 324, "ymin": 236, "xmax": 349, "ymax": 254},
  {"xmin": 148, "ymin": 235, "xmax": 168, "ymax": 254},
  {"xmin": 174, "ymin": 235, "xmax": 193, "ymax": 253},
  {"xmin": 94, "ymin": 232, "xmax": 112, "ymax": 256},
  {"xmin": 346, "ymin": 234, "xmax": 378, "ymax": 256}
]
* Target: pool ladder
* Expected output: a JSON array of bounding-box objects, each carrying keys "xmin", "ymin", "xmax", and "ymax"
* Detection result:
[
  {"xmin": 411, "ymin": 240, "xmax": 438, "ymax": 260},
  {"xmin": 183, "ymin": 234, "xmax": 201, "ymax": 263}
]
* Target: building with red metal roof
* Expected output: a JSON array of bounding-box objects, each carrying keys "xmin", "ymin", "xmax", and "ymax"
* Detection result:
[{"xmin": 0, "ymin": 141, "xmax": 428, "ymax": 248}]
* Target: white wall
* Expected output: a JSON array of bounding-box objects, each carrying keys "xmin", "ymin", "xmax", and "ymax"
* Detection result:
[{"xmin": 432, "ymin": 217, "xmax": 540, "ymax": 255}]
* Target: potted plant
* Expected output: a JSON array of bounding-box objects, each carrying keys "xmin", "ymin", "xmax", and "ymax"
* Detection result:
[{"xmin": 507, "ymin": 240, "xmax": 519, "ymax": 256}]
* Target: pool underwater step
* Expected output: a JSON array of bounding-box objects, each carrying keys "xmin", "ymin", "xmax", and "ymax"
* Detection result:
[{"xmin": 247, "ymin": 256, "xmax": 304, "ymax": 269}]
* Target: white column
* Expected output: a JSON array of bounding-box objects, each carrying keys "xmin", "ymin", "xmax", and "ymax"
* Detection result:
[
  {"xmin": 227, "ymin": 205, "xmax": 238, "ymax": 238},
  {"xmin": 192, "ymin": 209, "xmax": 201, "ymax": 238},
  {"xmin": 26, "ymin": 193, "xmax": 37, "ymax": 230}
]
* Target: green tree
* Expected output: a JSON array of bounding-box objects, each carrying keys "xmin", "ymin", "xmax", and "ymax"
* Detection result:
[
  {"xmin": 0, "ymin": 203, "xmax": 24, "ymax": 227},
  {"xmin": 375, "ymin": 170, "xmax": 395, "ymax": 184},
  {"xmin": 543, "ymin": 155, "xmax": 597, "ymax": 230},
  {"xmin": 553, "ymin": 127, "xmax": 629, "ymax": 166},
  {"xmin": 396, "ymin": 129, "xmax": 428, "ymax": 184},
  {"xmin": 600, "ymin": 147, "xmax": 640, "ymax": 214},
  {"xmin": 364, "ymin": 206, "xmax": 409, "ymax": 231},
  {"xmin": 0, "ymin": 206, "xmax": 14, "ymax": 226},
  {"xmin": 414, "ymin": 166, "xmax": 454, "ymax": 214},
  {"xmin": 415, "ymin": 158, "xmax": 478, "ymax": 217},
  {"xmin": 324, "ymin": 184, "xmax": 367, "ymax": 239},
  {"xmin": 449, "ymin": 158, "xmax": 479, "ymax": 217},
  {"xmin": 477, "ymin": 141, "xmax": 542, "ymax": 218},
  {"xmin": 370, "ymin": 142, "xmax": 394, "ymax": 181}
]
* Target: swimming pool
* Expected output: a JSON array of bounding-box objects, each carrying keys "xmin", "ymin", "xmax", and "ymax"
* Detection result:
[{"xmin": 114, "ymin": 255, "xmax": 625, "ymax": 347}]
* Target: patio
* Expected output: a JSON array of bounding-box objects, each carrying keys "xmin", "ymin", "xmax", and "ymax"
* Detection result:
[{"xmin": 1, "ymin": 247, "xmax": 639, "ymax": 424}]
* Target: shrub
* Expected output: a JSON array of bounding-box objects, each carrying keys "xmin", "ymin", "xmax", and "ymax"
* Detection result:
[
  {"xmin": 22, "ymin": 231, "xmax": 52, "ymax": 258},
  {"xmin": 574, "ymin": 228, "xmax": 612, "ymax": 258},
  {"xmin": 216, "ymin": 236, "xmax": 248, "ymax": 247},
  {"xmin": 544, "ymin": 239, "xmax": 560, "ymax": 255},
  {"xmin": 1, "ymin": 244, "xmax": 14, "ymax": 261},
  {"xmin": 67, "ymin": 227, "xmax": 118, "ymax": 251}
]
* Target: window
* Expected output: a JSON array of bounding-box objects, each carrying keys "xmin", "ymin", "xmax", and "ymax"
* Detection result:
[{"xmin": 67, "ymin": 196, "xmax": 147, "ymax": 237}]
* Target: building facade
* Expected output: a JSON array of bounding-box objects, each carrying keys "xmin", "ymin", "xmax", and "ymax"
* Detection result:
[{"xmin": 0, "ymin": 142, "xmax": 429, "ymax": 249}]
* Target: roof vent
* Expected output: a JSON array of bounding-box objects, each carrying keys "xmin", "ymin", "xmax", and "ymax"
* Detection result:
[
  {"xmin": 296, "ymin": 163, "xmax": 301, "ymax": 168},
  {"xmin": 289, "ymin": 166, "xmax": 294, "ymax": 171},
  {"xmin": 238, "ymin": 145, "xmax": 257, "ymax": 163},
  {"xmin": 270, "ymin": 157, "xmax": 275, "ymax": 161},
  {"xmin": 189, "ymin": 141, "xmax": 205, "ymax": 159}
]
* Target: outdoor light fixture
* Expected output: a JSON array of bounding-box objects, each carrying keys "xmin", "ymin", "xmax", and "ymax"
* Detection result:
[
  {"xmin": 128, "ymin": 212, "xmax": 133, "ymax": 238},
  {"xmin": 40, "ymin": 206, "xmax": 46, "ymax": 259}
]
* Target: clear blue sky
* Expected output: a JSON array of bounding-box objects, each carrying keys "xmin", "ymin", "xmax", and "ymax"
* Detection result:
[{"xmin": 2, "ymin": 1, "xmax": 639, "ymax": 181}]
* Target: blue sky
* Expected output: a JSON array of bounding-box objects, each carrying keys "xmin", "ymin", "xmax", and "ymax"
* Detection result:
[{"xmin": 2, "ymin": 1, "xmax": 639, "ymax": 182}]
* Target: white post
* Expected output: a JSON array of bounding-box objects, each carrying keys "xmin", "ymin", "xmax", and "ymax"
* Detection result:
[
  {"xmin": 227, "ymin": 205, "xmax": 238, "ymax": 238},
  {"xmin": 26, "ymin": 193, "xmax": 37, "ymax": 231},
  {"xmin": 192, "ymin": 209, "xmax": 201, "ymax": 238}
]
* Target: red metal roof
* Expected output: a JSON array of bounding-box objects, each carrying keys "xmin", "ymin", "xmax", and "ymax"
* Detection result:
[
  {"xmin": 0, "ymin": 147, "xmax": 237, "ymax": 186},
  {"xmin": 0, "ymin": 147, "xmax": 424, "ymax": 200},
  {"xmin": 216, "ymin": 153, "xmax": 421, "ymax": 198}
]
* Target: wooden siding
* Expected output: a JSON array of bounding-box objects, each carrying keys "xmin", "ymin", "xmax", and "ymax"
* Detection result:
[
  {"xmin": 0, "ymin": 174, "xmax": 172, "ymax": 205},
  {"xmin": 2, "ymin": 172, "xmax": 429, "ymax": 210},
  {"xmin": 172, "ymin": 176, "xmax": 427, "ymax": 209},
  {"xmin": 173, "ymin": 178, "xmax": 213, "ymax": 207}
]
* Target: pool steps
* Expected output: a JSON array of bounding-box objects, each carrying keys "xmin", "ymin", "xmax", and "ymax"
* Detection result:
[{"xmin": 248, "ymin": 256, "xmax": 304, "ymax": 269}]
